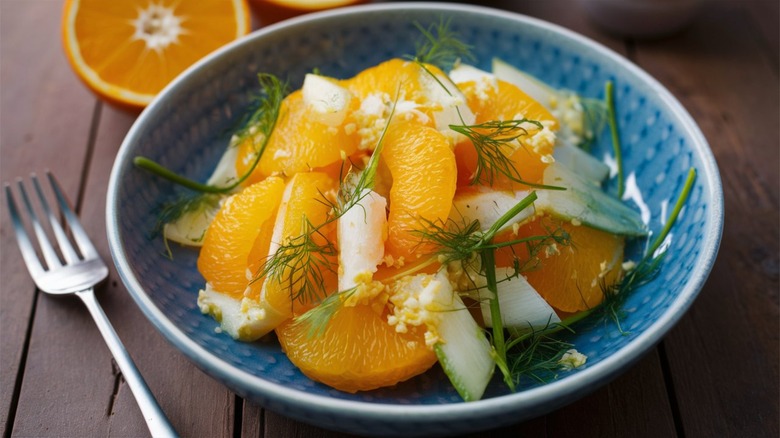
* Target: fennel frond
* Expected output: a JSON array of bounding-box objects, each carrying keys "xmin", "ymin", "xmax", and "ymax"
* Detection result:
[
  {"xmin": 257, "ymin": 216, "xmax": 339, "ymax": 306},
  {"xmin": 449, "ymin": 119, "xmax": 566, "ymax": 190},
  {"xmin": 411, "ymin": 19, "xmax": 474, "ymax": 70},
  {"xmin": 134, "ymin": 73, "xmax": 288, "ymax": 194}
]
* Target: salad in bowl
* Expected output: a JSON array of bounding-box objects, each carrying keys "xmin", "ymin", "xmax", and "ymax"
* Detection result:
[{"xmin": 108, "ymin": 4, "xmax": 721, "ymax": 436}]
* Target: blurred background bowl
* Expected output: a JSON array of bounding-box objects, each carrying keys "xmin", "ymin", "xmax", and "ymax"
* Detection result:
[{"xmin": 579, "ymin": 0, "xmax": 703, "ymax": 39}]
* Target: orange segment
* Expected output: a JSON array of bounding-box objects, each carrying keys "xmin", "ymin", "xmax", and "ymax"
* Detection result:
[
  {"xmin": 455, "ymin": 79, "xmax": 558, "ymax": 188},
  {"xmin": 465, "ymin": 79, "xmax": 558, "ymax": 130},
  {"xmin": 341, "ymin": 58, "xmax": 451, "ymax": 129},
  {"xmin": 276, "ymin": 302, "xmax": 436, "ymax": 393},
  {"xmin": 343, "ymin": 58, "xmax": 424, "ymax": 103},
  {"xmin": 495, "ymin": 216, "xmax": 624, "ymax": 313},
  {"xmin": 260, "ymin": 172, "xmax": 339, "ymax": 318},
  {"xmin": 62, "ymin": 0, "xmax": 250, "ymax": 109},
  {"xmin": 197, "ymin": 177, "xmax": 285, "ymax": 300},
  {"xmin": 382, "ymin": 120, "xmax": 457, "ymax": 262},
  {"xmin": 236, "ymin": 89, "xmax": 361, "ymax": 184}
]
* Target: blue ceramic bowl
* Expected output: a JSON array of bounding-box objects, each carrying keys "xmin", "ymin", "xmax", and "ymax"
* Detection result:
[{"xmin": 107, "ymin": 3, "xmax": 723, "ymax": 436}]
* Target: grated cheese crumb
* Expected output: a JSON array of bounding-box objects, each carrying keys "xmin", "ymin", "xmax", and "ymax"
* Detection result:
[{"xmin": 559, "ymin": 349, "xmax": 588, "ymax": 370}]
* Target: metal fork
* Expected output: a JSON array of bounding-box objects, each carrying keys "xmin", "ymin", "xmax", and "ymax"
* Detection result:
[{"xmin": 5, "ymin": 172, "xmax": 177, "ymax": 438}]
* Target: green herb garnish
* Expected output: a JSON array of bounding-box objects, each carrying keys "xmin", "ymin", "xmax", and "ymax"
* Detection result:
[
  {"xmin": 258, "ymin": 93, "xmax": 399, "ymax": 311},
  {"xmin": 579, "ymin": 96, "xmax": 608, "ymax": 152},
  {"xmin": 134, "ymin": 73, "xmax": 287, "ymax": 194},
  {"xmin": 411, "ymin": 19, "xmax": 474, "ymax": 71},
  {"xmin": 598, "ymin": 167, "xmax": 698, "ymax": 333},
  {"xmin": 449, "ymin": 119, "xmax": 565, "ymax": 190},
  {"xmin": 506, "ymin": 322, "xmax": 576, "ymax": 384},
  {"xmin": 606, "ymin": 80, "xmax": 624, "ymax": 198}
]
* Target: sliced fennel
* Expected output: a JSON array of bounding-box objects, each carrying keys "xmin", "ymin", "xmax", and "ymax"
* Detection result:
[
  {"xmin": 536, "ymin": 163, "xmax": 648, "ymax": 236},
  {"xmin": 197, "ymin": 284, "xmax": 286, "ymax": 341},
  {"xmin": 449, "ymin": 189, "xmax": 535, "ymax": 235},
  {"xmin": 418, "ymin": 66, "xmax": 476, "ymax": 144},
  {"xmin": 492, "ymin": 58, "xmax": 605, "ymax": 147},
  {"xmin": 553, "ymin": 138, "xmax": 610, "ymax": 184},
  {"xmin": 449, "ymin": 63, "xmax": 496, "ymax": 88},
  {"xmin": 388, "ymin": 271, "xmax": 494, "ymax": 401},
  {"xmin": 302, "ymin": 73, "xmax": 352, "ymax": 127},
  {"xmin": 338, "ymin": 188, "xmax": 387, "ymax": 291},
  {"xmin": 430, "ymin": 271, "xmax": 494, "ymax": 401},
  {"xmin": 206, "ymin": 139, "xmax": 241, "ymax": 187},
  {"xmin": 478, "ymin": 267, "xmax": 560, "ymax": 336},
  {"xmin": 491, "ymin": 58, "xmax": 552, "ymax": 109},
  {"xmin": 162, "ymin": 138, "xmax": 241, "ymax": 247},
  {"xmin": 162, "ymin": 194, "xmax": 222, "ymax": 247}
]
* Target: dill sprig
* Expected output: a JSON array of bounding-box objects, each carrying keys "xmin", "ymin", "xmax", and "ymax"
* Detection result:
[
  {"xmin": 259, "ymin": 216, "xmax": 339, "ymax": 306},
  {"xmin": 231, "ymin": 73, "xmax": 289, "ymax": 153},
  {"xmin": 420, "ymin": 191, "xmax": 540, "ymax": 264},
  {"xmin": 506, "ymin": 324, "xmax": 575, "ymax": 384},
  {"xmin": 330, "ymin": 93, "xmax": 396, "ymax": 218},
  {"xmin": 412, "ymin": 192, "xmax": 539, "ymax": 391},
  {"xmin": 134, "ymin": 73, "xmax": 288, "ymax": 194},
  {"xmin": 412, "ymin": 52, "xmax": 561, "ymax": 192},
  {"xmin": 152, "ymin": 192, "xmax": 222, "ymax": 257},
  {"xmin": 292, "ymin": 287, "xmax": 357, "ymax": 338},
  {"xmin": 414, "ymin": 206, "xmax": 577, "ymax": 391},
  {"xmin": 450, "ymin": 119, "xmax": 566, "ymax": 189},
  {"xmin": 411, "ymin": 19, "xmax": 474, "ymax": 71}
]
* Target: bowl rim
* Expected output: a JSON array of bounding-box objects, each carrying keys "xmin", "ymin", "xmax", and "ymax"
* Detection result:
[{"xmin": 106, "ymin": 0, "xmax": 724, "ymax": 425}]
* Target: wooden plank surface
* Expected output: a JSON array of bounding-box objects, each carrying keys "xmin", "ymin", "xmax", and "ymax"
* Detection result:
[
  {"xmin": 632, "ymin": 2, "xmax": 780, "ymax": 437},
  {"xmin": 0, "ymin": 1, "xmax": 96, "ymax": 436},
  {"xmin": 0, "ymin": 1, "xmax": 777, "ymax": 437},
  {"xmin": 85, "ymin": 105, "xmax": 238, "ymax": 437}
]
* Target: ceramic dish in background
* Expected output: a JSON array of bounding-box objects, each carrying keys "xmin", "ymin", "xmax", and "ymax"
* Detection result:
[
  {"xmin": 106, "ymin": 3, "xmax": 723, "ymax": 436},
  {"xmin": 579, "ymin": 0, "xmax": 703, "ymax": 39}
]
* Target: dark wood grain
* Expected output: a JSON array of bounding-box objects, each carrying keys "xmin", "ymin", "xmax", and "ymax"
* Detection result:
[
  {"xmin": 0, "ymin": 1, "xmax": 97, "ymax": 436},
  {"xmin": 242, "ymin": 401, "xmax": 264, "ymax": 438},
  {"xmin": 86, "ymin": 104, "xmax": 239, "ymax": 437},
  {"xmin": 629, "ymin": 2, "xmax": 779, "ymax": 436},
  {"xmin": 1, "ymin": 1, "xmax": 777, "ymax": 437},
  {"xmin": 745, "ymin": 0, "xmax": 779, "ymax": 73}
]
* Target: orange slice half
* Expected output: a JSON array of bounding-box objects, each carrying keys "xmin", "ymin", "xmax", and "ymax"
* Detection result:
[{"xmin": 62, "ymin": 0, "xmax": 251, "ymax": 109}]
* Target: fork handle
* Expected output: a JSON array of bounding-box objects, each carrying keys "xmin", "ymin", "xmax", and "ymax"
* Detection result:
[{"xmin": 76, "ymin": 288, "xmax": 178, "ymax": 438}]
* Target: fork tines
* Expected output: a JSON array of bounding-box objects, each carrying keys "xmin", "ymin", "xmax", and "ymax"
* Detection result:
[{"xmin": 5, "ymin": 172, "xmax": 98, "ymax": 274}]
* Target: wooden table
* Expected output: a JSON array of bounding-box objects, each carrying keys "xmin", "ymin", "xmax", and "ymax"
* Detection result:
[{"xmin": 1, "ymin": 1, "xmax": 777, "ymax": 436}]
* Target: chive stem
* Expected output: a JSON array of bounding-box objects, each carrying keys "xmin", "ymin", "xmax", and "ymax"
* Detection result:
[
  {"xmin": 483, "ymin": 191, "xmax": 538, "ymax": 242},
  {"xmin": 482, "ymin": 246, "xmax": 514, "ymax": 390},
  {"xmin": 647, "ymin": 167, "xmax": 697, "ymax": 259},
  {"xmin": 606, "ymin": 81, "xmax": 625, "ymax": 199},
  {"xmin": 133, "ymin": 156, "xmax": 229, "ymax": 193}
]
